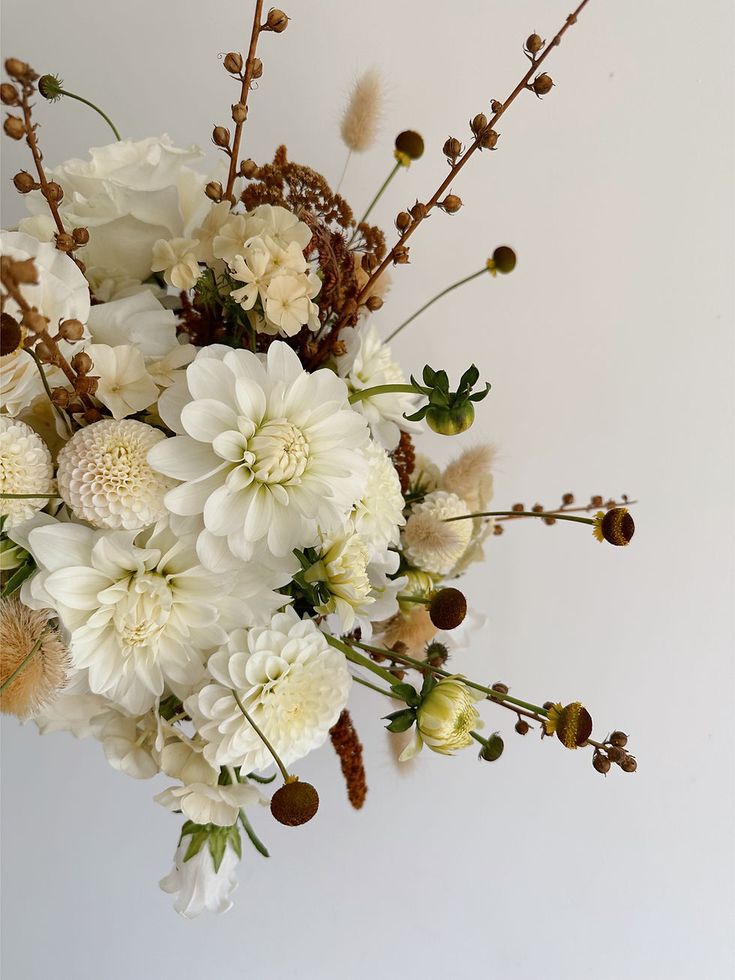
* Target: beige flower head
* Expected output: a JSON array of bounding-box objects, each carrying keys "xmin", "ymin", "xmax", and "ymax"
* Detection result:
[
  {"xmin": 441, "ymin": 444, "xmax": 496, "ymax": 512},
  {"xmin": 340, "ymin": 69, "xmax": 382, "ymax": 153},
  {"xmin": 0, "ymin": 597, "xmax": 69, "ymax": 719}
]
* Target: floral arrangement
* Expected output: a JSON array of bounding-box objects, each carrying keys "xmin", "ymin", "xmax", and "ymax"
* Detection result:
[{"xmin": 0, "ymin": 0, "xmax": 637, "ymax": 918}]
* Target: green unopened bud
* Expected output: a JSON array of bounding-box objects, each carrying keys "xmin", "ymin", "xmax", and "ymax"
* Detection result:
[
  {"xmin": 426, "ymin": 402, "xmax": 475, "ymax": 435},
  {"xmin": 38, "ymin": 73, "xmax": 63, "ymax": 101},
  {"xmin": 478, "ymin": 733, "xmax": 504, "ymax": 762}
]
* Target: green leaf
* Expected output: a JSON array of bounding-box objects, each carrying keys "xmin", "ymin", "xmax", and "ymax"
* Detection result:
[
  {"xmin": 391, "ymin": 682, "xmax": 420, "ymax": 707},
  {"xmin": 403, "ymin": 406, "xmax": 428, "ymax": 422},
  {"xmin": 384, "ymin": 708, "xmax": 416, "ymax": 733},
  {"xmin": 227, "ymin": 825, "xmax": 242, "ymax": 861},
  {"xmin": 421, "ymin": 365, "xmax": 437, "ymax": 386},
  {"xmin": 460, "ymin": 364, "xmax": 480, "ymax": 389},
  {"xmin": 1, "ymin": 560, "xmax": 35, "ymax": 598},
  {"xmin": 469, "ymin": 383, "xmax": 492, "ymax": 402},
  {"xmin": 208, "ymin": 827, "xmax": 228, "ymax": 873},
  {"xmin": 419, "ymin": 671, "xmax": 438, "ymax": 699}
]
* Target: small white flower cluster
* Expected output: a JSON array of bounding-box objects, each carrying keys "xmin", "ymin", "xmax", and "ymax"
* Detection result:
[{"xmin": 2, "ymin": 136, "xmax": 496, "ymax": 918}]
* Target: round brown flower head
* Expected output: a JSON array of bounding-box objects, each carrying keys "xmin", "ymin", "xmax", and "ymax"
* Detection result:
[
  {"xmin": 429, "ymin": 588, "xmax": 467, "ymax": 630},
  {"xmin": 0, "ymin": 597, "xmax": 69, "ymax": 719},
  {"xmin": 543, "ymin": 701, "xmax": 593, "ymax": 749},
  {"xmin": 593, "ymin": 507, "xmax": 635, "ymax": 546},
  {"xmin": 270, "ymin": 778, "xmax": 320, "ymax": 827}
]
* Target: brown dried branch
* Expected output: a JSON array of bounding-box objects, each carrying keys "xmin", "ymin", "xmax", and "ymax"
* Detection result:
[
  {"xmin": 329, "ymin": 710, "xmax": 367, "ymax": 810},
  {"xmin": 336, "ymin": 0, "xmax": 595, "ymax": 326},
  {"xmin": 493, "ymin": 493, "xmax": 635, "ymax": 534}
]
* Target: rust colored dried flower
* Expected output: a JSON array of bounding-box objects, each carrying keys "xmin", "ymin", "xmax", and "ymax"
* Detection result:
[
  {"xmin": 389, "ymin": 431, "xmax": 416, "ymax": 494},
  {"xmin": 270, "ymin": 778, "xmax": 319, "ymax": 826},
  {"xmin": 340, "ymin": 69, "xmax": 382, "ymax": 153},
  {"xmin": 544, "ymin": 701, "xmax": 593, "ymax": 748},
  {"xmin": 429, "ymin": 588, "xmax": 467, "ymax": 631},
  {"xmin": 3, "ymin": 116, "xmax": 25, "ymax": 140},
  {"xmin": 223, "ymin": 51, "xmax": 243, "ymax": 74},
  {"xmin": 329, "ymin": 710, "xmax": 367, "ymax": 810},
  {"xmin": 0, "ymin": 598, "xmax": 69, "ymax": 719},
  {"xmin": 394, "ymin": 130, "xmax": 424, "ymax": 162},
  {"xmin": 593, "ymin": 507, "xmax": 635, "ymax": 546}
]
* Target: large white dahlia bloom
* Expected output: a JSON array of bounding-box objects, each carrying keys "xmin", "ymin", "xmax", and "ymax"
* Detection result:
[
  {"xmin": 149, "ymin": 342, "xmax": 369, "ymax": 563},
  {"xmin": 186, "ymin": 608, "xmax": 351, "ymax": 772},
  {"xmin": 16, "ymin": 520, "xmax": 260, "ymax": 714}
]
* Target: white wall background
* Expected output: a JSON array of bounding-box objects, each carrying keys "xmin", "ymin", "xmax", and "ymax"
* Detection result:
[{"xmin": 1, "ymin": 1, "xmax": 733, "ymax": 978}]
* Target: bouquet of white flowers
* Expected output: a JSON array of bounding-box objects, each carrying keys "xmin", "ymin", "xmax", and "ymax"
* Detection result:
[{"xmin": 0, "ymin": 0, "xmax": 636, "ymax": 918}]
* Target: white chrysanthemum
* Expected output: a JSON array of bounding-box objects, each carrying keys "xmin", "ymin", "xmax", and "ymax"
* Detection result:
[
  {"xmin": 0, "ymin": 231, "xmax": 90, "ymax": 416},
  {"xmin": 402, "ymin": 490, "xmax": 472, "ymax": 576},
  {"xmin": 151, "ymin": 237, "xmax": 201, "ymax": 290},
  {"xmin": 19, "ymin": 521, "xmax": 252, "ymax": 714},
  {"xmin": 57, "ymin": 419, "xmax": 173, "ymax": 530},
  {"xmin": 0, "ymin": 418, "xmax": 54, "ymax": 527},
  {"xmin": 308, "ymin": 528, "xmax": 373, "ymax": 631},
  {"xmin": 352, "ymin": 441, "xmax": 405, "ymax": 557},
  {"xmin": 334, "ymin": 323, "xmax": 419, "ymax": 450},
  {"xmin": 148, "ymin": 342, "xmax": 369, "ymax": 564},
  {"xmin": 187, "ymin": 608, "xmax": 351, "ymax": 772}
]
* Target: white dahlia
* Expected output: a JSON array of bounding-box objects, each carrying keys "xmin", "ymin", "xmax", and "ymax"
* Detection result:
[
  {"xmin": 149, "ymin": 342, "xmax": 369, "ymax": 563},
  {"xmin": 334, "ymin": 323, "xmax": 419, "ymax": 450},
  {"xmin": 0, "ymin": 231, "xmax": 90, "ymax": 416},
  {"xmin": 0, "ymin": 418, "xmax": 54, "ymax": 527},
  {"xmin": 402, "ymin": 490, "xmax": 473, "ymax": 576},
  {"xmin": 308, "ymin": 528, "xmax": 373, "ymax": 631},
  {"xmin": 187, "ymin": 608, "xmax": 351, "ymax": 772},
  {"xmin": 352, "ymin": 441, "xmax": 405, "ymax": 558},
  {"xmin": 57, "ymin": 419, "xmax": 173, "ymax": 530},
  {"xmin": 20, "ymin": 520, "xmax": 244, "ymax": 714}
]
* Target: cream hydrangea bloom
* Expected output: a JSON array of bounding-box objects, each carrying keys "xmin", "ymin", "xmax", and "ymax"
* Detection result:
[
  {"xmin": 187, "ymin": 608, "xmax": 351, "ymax": 772},
  {"xmin": 18, "ymin": 521, "xmax": 253, "ymax": 714},
  {"xmin": 402, "ymin": 490, "xmax": 473, "ymax": 576},
  {"xmin": 57, "ymin": 419, "xmax": 174, "ymax": 530},
  {"xmin": 0, "ymin": 418, "xmax": 54, "ymax": 527},
  {"xmin": 149, "ymin": 342, "xmax": 369, "ymax": 564},
  {"xmin": 334, "ymin": 323, "xmax": 419, "ymax": 450}
]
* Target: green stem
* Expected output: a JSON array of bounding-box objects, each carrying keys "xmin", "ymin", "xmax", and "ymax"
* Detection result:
[
  {"xmin": 0, "ymin": 493, "xmax": 60, "ymax": 500},
  {"xmin": 385, "ymin": 268, "xmax": 487, "ymax": 342},
  {"xmin": 348, "ymin": 382, "xmax": 421, "ymax": 405},
  {"xmin": 351, "ymin": 639, "xmax": 548, "ymax": 716},
  {"xmin": 397, "ymin": 594, "xmax": 430, "ymax": 605},
  {"xmin": 353, "ymin": 161, "xmax": 401, "ymax": 235},
  {"xmin": 0, "ymin": 630, "xmax": 45, "ymax": 695},
  {"xmin": 231, "ymin": 689, "xmax": 290, "ymax": 782},
  {"xmin": 239, "ymin": 809, "xmax": 270, "ymax": 858},
  {"xmin": 352, "ymin": 674, "xmax": 397, "ymax": 699},
  {"xmin": 325, "ymin": 633, "xmax": 400, "ymax": 687},
  {"xmin": 444, "ymin": 510, "xmax": 596, "ymax": 527},
  {"xmin": 56, "ymin": 87, "xmax": 121, "ymax": 140},
  {"xmin": 24, "ymin": 347, "xmax": 55, "ymax": 405}
]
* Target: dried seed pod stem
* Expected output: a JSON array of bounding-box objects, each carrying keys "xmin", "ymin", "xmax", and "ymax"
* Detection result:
[
  {"xmin": 223, "ymin": 0, "xmax": 266, "ymax": 202},
  {"xmin": 339, "ymin": 0, "xmax": 594, "ymax": 323}
]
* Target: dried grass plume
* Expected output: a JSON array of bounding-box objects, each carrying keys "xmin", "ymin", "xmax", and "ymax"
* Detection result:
[
  {"xmin": 340, "ymin": 69, "xmax": 382, "ymax": 153},
  {"xmin": 442, "ymin": 444, "xmax": 496, "ymax": 512},
  {"xmin": 0, "ymin": 597, "xmax": 69, "ymax": 719}
]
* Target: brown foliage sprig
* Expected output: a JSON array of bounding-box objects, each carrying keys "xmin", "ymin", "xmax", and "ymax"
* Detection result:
[
  {"xmin": 335, "ymin": 0, "xmax": 594, "ymax": 327},
  {"xmin": 329, "ymin": 710, "xmax": 368, "ymax": 809},
  {"xmin": 2, "ymin": 59, "xmax": 88, "ymax": 267}
]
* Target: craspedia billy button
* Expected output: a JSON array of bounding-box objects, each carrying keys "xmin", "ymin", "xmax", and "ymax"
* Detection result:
[
  {"xmin": 488, "ymin": 246, "xmax": 517, "ymax": 275},
  {"xmin": 593, "ymin": 507, "xmax": 635, "ymax": 546},
  {"xmin": 394, "ymin": 130, "xmax": 424, "ymax": 161},
  {"xmin": 429, "ymin": 588, "xmax": 467, "ymax": 630},
  {"xmin": 270, "ymin": 778, "xmax": 319, "ymax": 827},
  {"xmin": 544, "ymin": 701, "xmax": 593, "ymax": 749}
]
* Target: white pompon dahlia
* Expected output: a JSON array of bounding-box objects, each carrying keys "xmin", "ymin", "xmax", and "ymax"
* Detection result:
[
  {"xmin": 334, "ymin": 323, "xmax": 419, "ymax": 450},
  {"xmin": 402, "ymin": 490, "xmax": 473, "ymax": 576},
  {"xmin": 352, "ymin": 441, "xmax": 405, "ymax": 558},
  {"xmin": 57, "ymin": 419, "xmax": 173, "ymax": 530},
  {"xmin": 20, "ymin": 521, "xmax": 242, "ymax": 714},
  {"xmin": 0, "ymin": 418, "xmax": 54, "ymax": 528},
  {"xmin": 160, "ymin": 833, "xmax": 240, "ymax": 918},
  {"xmin": 148, "ymin": 342, "xmax": 369, "ymax": 563},
  {"xmin": 309, "ymin": 528, "xmax": 373, "ymax": 631},
  {"xmin": 187, "ymin": 608, "xmax": 351, "ymax": 772}
]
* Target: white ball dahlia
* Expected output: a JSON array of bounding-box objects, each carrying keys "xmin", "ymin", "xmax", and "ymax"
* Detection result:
[
  {"xmin": 57, "ymin": 419, "xmax": 174, "ymax": 530},
  {"xmin": 0, "ymin": 418, "xmax": 54, "ymax": 527},
  {"xmin": 187, "ymin": 608, "xmax": 351, "ymax": 772},
  {"xmin": 148, "ymin": 342, "xmax": 369, "ymax": 564},
  {"xmin": 402, "ymin": 490, "xmax": 473, "ymax": 576},
  {"xmin": 352, "ymin": 441, "xmax": 405, "ymax": 558}
]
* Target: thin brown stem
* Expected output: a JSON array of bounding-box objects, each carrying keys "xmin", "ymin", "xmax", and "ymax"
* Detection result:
[
  {"xmin": 496, "ymin": 499, "xmax": 637, "ymax": 522},
  {"xmin": 223, "ymin": 0, "xmax": 265, "ymax": 202},
  {"xmin": 18, "ymin": 81, "xmax": 66, "ymax": 238},
  {"xmin": 339, "ymin": 0, "xmax": 594, "ymax": 324}
]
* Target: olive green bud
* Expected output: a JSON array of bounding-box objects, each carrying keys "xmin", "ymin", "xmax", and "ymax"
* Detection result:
[{"xmin": 479, "ymin": 733, "xmax": 504, "ymax": 762}]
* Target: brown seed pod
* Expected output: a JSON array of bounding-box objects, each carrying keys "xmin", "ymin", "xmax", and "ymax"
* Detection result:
[
  {"xmin": 45, "ymin": 182, "xmax": 64, "ymax": 203},
  {"xmin": 443, "ymin": 137, "xmax": 462, "ymax": 161},
  {"xmin": 266, "ymin": 8, "xmax": 289, "ymax": 32},
  {"xmin": 470, "ymin": 113, "xmax": 488, "ymax": 136},
  {"xmin": 478, "ymin": 128, "xmax": 499, "ymax": 150},
  {"xmin": 0, "ymin": 313, "xmax": 22, "ymax": 356},
  {"xmin": 592, "ymin": 751, "xmax": 611, "ymax": 774},
  {"xmin": 607, "ymin": 745, "xmax": 626, "ymax": 765},
  {"xmin": 440, "ymin": 194, "xmax": 462, "ymax": 214},
  {"xmin": 515, "ymin": 719, "xmax": 530, "ymax": 735},
  {"xmin": 0, "ymin": 598, "xmax": 69, "ymax": 720},
  {"xmin": 428, "ymin": 588, "xmax": 467, "ymax": 630},
  {"xmin": 4, "ymin": 59, "xmax": 31, "ymax": 81},
  {"xmin": 270, "ymin": 778, "xmax": 319, "ymax": 826},
  {"xmin": 12, "ymin": 171, "xmax": 36, "ymax": 193},
  {"xmin": 395, "ymin": 211, "xmax": 411, "ymax": 232},
  {"xmin": 492, "ymin": 682, "xmax": 509, "ymax": 695},
  {"xmin": 231, "ymin": 102, "xmax": 248, "ymax": 124},
  {"xmin": 55, "ymin": 232, "xmax": 76, "ymax": 253},
  {"xmin": 212, "ymin": 126, "xmax": 231, "ymax": 148},
  {"xmin": 526, "ymin": 33, "xmax": 544, "ymax": 55},
  {"xmin": 532, "ymin": 73, "xmax": 554, "ymax": 97},
  {"xmin": 239, "ymin": 158, "xmax": 258, "ymax": 178},
  {"xmin": 70, "ymin": 351, "xmax": 93, "ymax": 375},
  {"xmin": 0, "ymin": 83, "xmax": 19, "ymax": 105},
  {"xmin": 365, "ymin": 295, "xmax": 383, "ymax": 312},
  {"xmin": 609, "ymin": 730, "xmax": 628, "ymax": 748},
  {"xmin": 598, "ymin": 508, "xmax": 635, "ymax": 546},
  {"xmin": 3, "ymin": 116, "xmax": 25, "ymax": 140},
  {"xmin": 394, "ymin": 130, "xmax": 424, "ymax": 161},
  {"xmin": 57, "ymin": 318, "xmax": 85, "ymax": 342},
  {"xmin": 620, "ymin": 755, "xmax": 638, "ymax": 773},
  {"xmin": 223, "ymin": 52, "xmax": 243, "ymax": 74}
]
